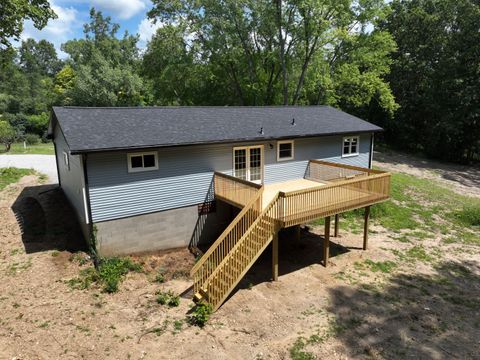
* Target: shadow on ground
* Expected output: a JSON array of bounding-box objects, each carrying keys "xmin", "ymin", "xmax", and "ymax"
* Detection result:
[
  {"xmin": 234, "ymin": 226, "xmax": 350, "ymax": 289},
  {"xmin": 11, "ymin": 184, "xmax": 86, "ymax": 253},
  {"xmin": 327, "ymin": 260, "xmax": 480, "ymax": 359}
]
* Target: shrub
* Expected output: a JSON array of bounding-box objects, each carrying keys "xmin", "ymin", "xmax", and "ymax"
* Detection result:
[
  {"xmin": 455, "ymin": 202, "xmax": 480, "ymax": 226},
  {"xmin": 187, "ymin": 302, "xmax": 213, "ymax": 327},
  {"xmin": 25, "ymin": 133, "xmax": 40, "ymax": 145},
  {"xmin": 154, "ymin": 269, "xmax": 165, "ymax": 283},
  {"xmin": 156, "ymin": 290, "xmax": 180, "ymax": 307}
]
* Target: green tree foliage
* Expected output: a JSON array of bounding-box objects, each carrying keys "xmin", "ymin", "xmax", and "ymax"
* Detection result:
[
  {"xmin": 380, "ymin": 0, "xmax": 480, "ymax": 162},
  {"xmin": 0, "ymin": 0, "xmax": 56, "ymax": 49},
  {"xmin": 61, "ymin": 9, "xmax": 149, "ymax": 106},
  {"xmin": 146, "ymin": 0, "xmax": 397, "ymax": 114},
  {"xmin": 0, "ymin": 120, "xmax": 16, "ymax": 151}
]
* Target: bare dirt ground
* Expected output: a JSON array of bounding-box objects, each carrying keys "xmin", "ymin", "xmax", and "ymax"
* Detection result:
[{"xmin": 0, "ymin": 152, "xmax": 479, "ymax": 360}]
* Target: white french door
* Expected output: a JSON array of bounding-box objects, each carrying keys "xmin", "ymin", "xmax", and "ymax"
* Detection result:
[{"xmin": 233, "ymin": 145, "xmax": 263, "ymax": 184}]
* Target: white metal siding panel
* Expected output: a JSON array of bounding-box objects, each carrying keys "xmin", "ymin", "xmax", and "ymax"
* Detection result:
[{"xmin": 88, "ymin": 134, "xmax": 371, "ymax": 222}]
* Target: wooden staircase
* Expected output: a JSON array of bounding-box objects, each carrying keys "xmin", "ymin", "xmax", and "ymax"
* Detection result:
[{"xmin": 191, "ymin": 190, "xmax": 281, "ymax": 311}]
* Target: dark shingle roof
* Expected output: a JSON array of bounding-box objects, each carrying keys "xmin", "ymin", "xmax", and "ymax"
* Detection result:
[{"xmin": 51, "ymin": 106, "xmax": 382, "ymax": 154}]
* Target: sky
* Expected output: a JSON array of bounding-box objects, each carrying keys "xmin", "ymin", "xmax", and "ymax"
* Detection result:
[{"xmin": 19, "ymin": 0, "xmax": 163, "ymax": 58}]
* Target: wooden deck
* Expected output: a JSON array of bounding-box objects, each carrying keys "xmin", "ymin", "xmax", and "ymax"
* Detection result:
[
  {"xmin": 192, "ymin": 160, "xmax": 391, "ymax": 311},
  {"xmin": 262, "ymin": 178, "xmax": 324, "ymax": 209}
]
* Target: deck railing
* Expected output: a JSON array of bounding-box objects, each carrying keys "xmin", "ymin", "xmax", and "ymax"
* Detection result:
[
  {"xmin": 214, "ymin": 172, "xmax": 262, "ymax": 208},
  {"xmin": 278, "ymin": 171, "xmax": 391, "ymax": 227},
  {"xmin": 306, "ymin": 159, "xmax": 384, "ymax": 182},
  {"xmin": 191, "ymin": 179, "xmax": 263, "ymax": 294}
]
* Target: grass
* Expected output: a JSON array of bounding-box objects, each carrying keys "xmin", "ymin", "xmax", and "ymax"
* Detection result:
[
  {"xmin": 0, "ymin": 142, "xmax": 54, "ymax": 155},
  {"xmin": 67, "ymin": 257, "xmax": 142, "ymax": 293},
  {"xmin": 156, "ymin": 290, "xmax": 180, "ymax": 307},
  {"xmin": 0, "ymin": 167, "xmax": 35, "ymax": 190}
]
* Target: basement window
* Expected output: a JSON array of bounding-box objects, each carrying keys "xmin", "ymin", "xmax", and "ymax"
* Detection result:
[
  {"xmin": 342, "ymin": 136, "xmax": 359, "ymax": 157},
  {"xmin": 277, "ymin": 140, "xmax": 294, "ymax": 161},
  {"xmin": 127, "ymin": 152, "xmax": 158, "ymax": 173}
]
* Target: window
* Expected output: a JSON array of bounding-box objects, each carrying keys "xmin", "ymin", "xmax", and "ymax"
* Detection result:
[
  {"xmin": 127, "ymin": 152, "xmax": 158, "ymax": 172},
  {"xmin": 62, "ymin": 151, "xmax": 70, "ymax": 170},
  {"xmin": 277, "ymin": 140, "xmax": 294, "ymax": 161},
  {"xmin": 342, "ymin": 136, "xmax": 359, "ymax": 157}
]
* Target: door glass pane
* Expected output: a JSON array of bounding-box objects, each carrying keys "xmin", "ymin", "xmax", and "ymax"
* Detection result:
[
  {"xmin": 234, "ymin": 149, "xmax": 247, "ymax": 180},
  {"xmin": 249, "ymin": 148, "xmax": 261, "ymax": 181}
]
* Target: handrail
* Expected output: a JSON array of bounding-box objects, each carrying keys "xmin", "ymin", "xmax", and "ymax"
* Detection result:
[
  {"xmin": 201, "ymin": 193, "xmax": 281, "ymax": 310},
  {"xmin": 214, "ymin": 172, "xmax": 263, "ymax": 189},
  {"xmin": 309, "ymin": 159, "xmax": 385, "ymax": 174}
]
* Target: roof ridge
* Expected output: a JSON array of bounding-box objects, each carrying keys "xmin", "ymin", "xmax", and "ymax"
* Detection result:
[{"xmin": 54, "ymin": 105, "xmax": 332, "ymax": 110}]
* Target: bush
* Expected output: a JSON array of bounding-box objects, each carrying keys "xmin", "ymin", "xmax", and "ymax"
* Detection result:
[
  {"xmin": 187, "ymin": 302, "xmax": 213, "ymax": 327},
  {"xmin": 25, "ymin": 133, "xmax": 40, "ymax": 145},
  {"xmin": 455, "ymin": 203, "xmax": 480, "ymax": 226},
  {"xmin": 156, "ymin": 290, "xmax": 180, "ymax": 307}
]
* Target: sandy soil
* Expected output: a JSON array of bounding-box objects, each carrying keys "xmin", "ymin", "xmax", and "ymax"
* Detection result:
[{"xmin": 0, "ymin": 152, "xmax": 479, "ymax": 360}]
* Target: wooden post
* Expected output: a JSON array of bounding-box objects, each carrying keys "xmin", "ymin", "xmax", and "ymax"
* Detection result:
[
  {"xmin": 363, "ymin": 206, "xmax": 370, "ymax": 250},
  {"xmin": 324, "ymin": 216, "xmax": 330, "ymax": 267},
  {"xmin": 334, "ymin": 214, "xmax": 339, "ymax": 237},
  {"xmin": 272, "ymin": 231, "xmax": 278, "ymax": 281}
]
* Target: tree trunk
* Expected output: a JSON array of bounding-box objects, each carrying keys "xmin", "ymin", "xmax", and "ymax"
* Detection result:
[{"xmin": 276, "ymin": 0, "xmax": 288, "ymax": 105}]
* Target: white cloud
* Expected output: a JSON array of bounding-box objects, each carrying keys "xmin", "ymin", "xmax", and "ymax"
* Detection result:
[
  {"xmin": 90, "ymin": 0, "xmax": 146, "ymax": 20},
  {"xmin": 136, "ymin": 18, "xmax": 163, "ymax": 49},
  {"xmin": 20, "ymin": 2, "xmax": 81, "ymax": 58}
]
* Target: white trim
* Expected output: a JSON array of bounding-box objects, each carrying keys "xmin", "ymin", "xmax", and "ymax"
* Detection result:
[
  {"xmin": 127, "ymin": 151, "xmax": 159, "ymax": 173},
  {"xmin": 232, "ymin": 145, "xmax": 264, "ymax": 184},
  {"xmin": 82, "ymin": 187, "xmax": 90, "ymax": 224},
  {"xmin": 277, "ymin": 140, "xmax": 295, "ymax": 161},
  {"xmin": 62, "ymin": 151, "xmax": 70, "ymax": 170},
  {"xmin": 341, "ymin": 136, "xmax": 360, "ymax": 158}
]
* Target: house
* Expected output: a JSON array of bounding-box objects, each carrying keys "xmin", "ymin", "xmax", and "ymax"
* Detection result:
[{"xmin": 49, "ymin": 106, "xmax": 390, "ymax": 310}]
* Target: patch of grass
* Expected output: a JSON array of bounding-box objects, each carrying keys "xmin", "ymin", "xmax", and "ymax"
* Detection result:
[
  {"xmin": 453, "ymin": 202, "xmax": 480, "ymax": 226},
  {"xmin": 173, "ymin": 320, "xmax": 183, "ymax": 332},
  {"xmin": 156, "ymin": 290, "xmax": 180, "ymax": 307},
  {"xmin": 1, "ymin": 142, "xmax": 54, "ymax": 155},
  {"xmin": 67, "ymin": 257, "xmax": 142, "ymax": 293},
  {"xmin": 405, "ymin": 245, "xmax": 435, "ymax": 263},
  {"xmin": 187, "ymin": 302, "xmax": 213, "ymax": 327},
  {"xmin": 51, "ymin": 250, "xmax": 60, "ymax": 257},
  {"xmin": 6, "ymin": 258, "xmax": 32, "ymax": 275},
  {"xmin": 154, "ymin": 269, "xmax": 165, "ymax": 283},
  {"xmin": 0, "ymin": 167, "xmax": 34, "ymax": 190},
  {"xmin": 289, "ymin": 338, "xmax": 315, "ymax": 360},
  {"xmin": 363, "ymin": 259, "xmax": 397, "ymax": 273}
]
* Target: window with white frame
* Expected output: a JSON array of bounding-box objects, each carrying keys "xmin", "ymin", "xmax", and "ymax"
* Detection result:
[
  {"xmin": 127, "ymin": 151, "xmax": 158, "ymax": 172},
  {"xmin": 62, "ymin": 151, "xmax": 70, "ymax": 170},
  {"xmin": 342, "ymin": 136, "xmax": 359, "ymax": 157},
  {"xmin": 277, "ymin": 140, "xmax": 294, "ymax": 161}
]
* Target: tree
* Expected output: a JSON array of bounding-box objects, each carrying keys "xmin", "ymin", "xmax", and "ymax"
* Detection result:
[
  {"xmin": 380, "ymin": 0, "xmax": 480, "ymax": 162},
  {"xmin": 146, "ymin": 0, "xmax": 397, "ymax": 114},
  {"xmin": 0, "ymin": 0, "xmax": 56, "ymax": 49},
  {"xmin": 0, "ymin": 120, "xmax": 16, "ymax": 151},
  {"xmin": 19, "ymin": 38, "xmax": 62, "ymax": 76},
  {"xmin": 61, "ymin": 9, "xmax": 149, "ymax": 106}
]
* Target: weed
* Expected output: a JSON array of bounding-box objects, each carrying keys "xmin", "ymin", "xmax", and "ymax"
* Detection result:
[
  {"xmin": 453, "ymin": 202, "xmax": 480, "ymax": 226},
  {"xmin": 67, "ymin": 257, "xmax": 142, "ymax": 293},
  {"xmin": 289, "ymin": 337, "xmax": 315, "ymax": 360},
  {"xmin": 188, "ymin": 302, "xmax": 213, "ymax": 327},
  {"xmin": 154, "ymin": 269, "xmax": 165, "ymax": 283},
  {"xmin": 156, "ymin": 290, "xmax": 180, "ymax": 307},
  {"xmin": 39, "ymin": 321, "xmax": 49, "ymax": 329},
  {"xmin": 51, "ymin": 250, "xmax": 60, "ymax": 257},
  {"xmin": 364, "ymin": 259, "xmax": 397, "ymax": 273},
  {"xmin": 406, "ymin": 245, "xmax": 434, "ymax": 263},
  {"xmin": 173, "ymin": 320, "xmax": 183, "ymax": 331}
]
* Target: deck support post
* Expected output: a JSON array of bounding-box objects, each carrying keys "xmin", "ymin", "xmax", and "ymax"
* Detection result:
[
  {"xmin": 334, "ymin": 214, "xmax": 339, "ymax": 237},
  {"xmin": 272, "ymin": 231, "xmax": 278, "ymax": 281},
  {"xmin": 363, "ymin": 206, "xmax": 370, "ymax": 250},
  {"xmin": 324, "ymin": 216, "xmax": 331, "ymax": 267}
]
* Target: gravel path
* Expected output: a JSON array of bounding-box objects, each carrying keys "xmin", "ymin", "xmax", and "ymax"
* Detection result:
[{"xmin": 0, "ymin": 154, "xmax": 57, "ymax": 183}]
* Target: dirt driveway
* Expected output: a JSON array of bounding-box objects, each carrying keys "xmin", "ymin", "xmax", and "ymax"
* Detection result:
[{"xmin": 0, "ymin": 151, "xmax": 479, "ymax": 359}]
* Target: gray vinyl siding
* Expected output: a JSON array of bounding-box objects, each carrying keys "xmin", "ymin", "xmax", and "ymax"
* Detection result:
[
  {"xmin": 87, "ymin": 133, "xmax": 371, "ymax": 222},
  {"xmin": 54, "ymin": 126, "xmax": 89, "ymax": 236}
]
